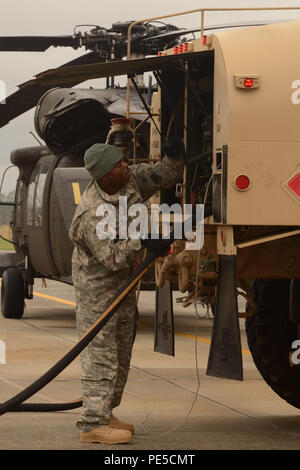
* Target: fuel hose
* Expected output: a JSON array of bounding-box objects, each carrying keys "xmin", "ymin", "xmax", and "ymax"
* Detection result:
[{"xmin": 0, "ymin": 205, "xmax": 211, "ymax": 416}]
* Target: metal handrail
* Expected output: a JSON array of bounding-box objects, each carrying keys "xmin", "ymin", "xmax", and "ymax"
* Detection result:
[{"xmin": 126, "ymin": 6, "xmax": 300, "ymax": 117}]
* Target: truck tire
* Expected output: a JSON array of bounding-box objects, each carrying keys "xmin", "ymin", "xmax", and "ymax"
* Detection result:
[
  {"xmin": 1, "ymin": 267, "xmax": 25, "ymax": 319},
  {"xmin": 245, "ymin": 279, "xmax": 300, "ymax": 409}
]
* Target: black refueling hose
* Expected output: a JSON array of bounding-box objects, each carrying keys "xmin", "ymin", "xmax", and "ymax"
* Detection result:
[{"xmin": 0, "ymin": 206, "xmax": 212, "ymax": 416}]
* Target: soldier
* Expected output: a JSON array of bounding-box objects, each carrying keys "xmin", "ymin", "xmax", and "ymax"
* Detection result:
[{"xmin": 69, "ymin": 139, "xmax": 184, "ymax": 444}]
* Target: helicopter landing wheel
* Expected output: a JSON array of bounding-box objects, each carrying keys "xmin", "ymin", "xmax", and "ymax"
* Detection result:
[{"xmin": 1, "ymin": 268, "xmax": 25, "ymax": 319}]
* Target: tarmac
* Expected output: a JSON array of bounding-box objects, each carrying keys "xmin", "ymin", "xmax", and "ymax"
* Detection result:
[{"xmin": 1, "ymin": 278, "xmax": 300, "ymax": 453}]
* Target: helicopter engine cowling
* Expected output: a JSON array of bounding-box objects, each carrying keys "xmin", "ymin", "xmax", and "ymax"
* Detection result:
[{"xmin": 34, "ymin": 87, "xmax": 146, "ymax": 157}]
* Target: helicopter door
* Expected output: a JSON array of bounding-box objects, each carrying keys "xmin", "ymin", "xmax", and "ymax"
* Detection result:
[
  {"xmin": 25, "ymin": 159, "xmax": 58, "ymax": 277},
  {"xmin": 0, "ymin": 165, "xmax": 19, "ymax": 248}
]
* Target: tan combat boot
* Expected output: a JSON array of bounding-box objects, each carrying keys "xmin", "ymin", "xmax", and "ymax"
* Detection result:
[
  {"xmin": 110, "ymin": 414, "xmax": 135, "ymax": 434},
  {"xmin": 80, "ymin": 424, "xmax": 132, "ymax": 444}
]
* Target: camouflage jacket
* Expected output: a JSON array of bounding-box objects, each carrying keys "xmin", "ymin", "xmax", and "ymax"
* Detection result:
[{"xmin": 69, "ymin": 155, "xmax": 184, "ymax": 302}]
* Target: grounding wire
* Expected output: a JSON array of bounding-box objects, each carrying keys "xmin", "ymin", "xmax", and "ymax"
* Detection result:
[{"xmin": 134, "ymin": 177, "xmax": 215, "ymax": 439}]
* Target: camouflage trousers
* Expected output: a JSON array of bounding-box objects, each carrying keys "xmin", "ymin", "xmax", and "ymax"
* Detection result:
[{"xmin": 75, "ymin": 287, "xmax": 137, "ymax": 432}]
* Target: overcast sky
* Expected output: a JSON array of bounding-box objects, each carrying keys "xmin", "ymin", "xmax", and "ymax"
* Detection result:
[{"xmin": 1, "ymin": 0, "xmax": 300, "ymax": 191}]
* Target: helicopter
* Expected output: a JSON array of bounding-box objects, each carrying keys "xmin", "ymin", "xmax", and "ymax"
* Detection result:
[{"xmin": 0, "ymin": 18, "xmax": 208, "ymax": 320}]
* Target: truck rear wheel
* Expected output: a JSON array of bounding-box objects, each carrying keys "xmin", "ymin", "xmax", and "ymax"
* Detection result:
[
  {"xmin": 245, "ymin": 279, "xmax": 300, "ymax": 409},
  {"xmin": 1, "ymin": 267, "xmax": 25, "ymax": 319}
]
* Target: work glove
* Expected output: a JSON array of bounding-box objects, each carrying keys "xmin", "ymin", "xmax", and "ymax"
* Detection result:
[
  {"xmin": 163, "ymin": 136, "xmax": 185, "ymax": 159},
  {"xmin": 140, "ymin": 238, "xmax": 171, "ymax": 258}
]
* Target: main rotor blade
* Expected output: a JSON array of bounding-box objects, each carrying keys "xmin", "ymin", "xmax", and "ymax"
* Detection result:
[
  {"xmin": 0, "ymin": 35, "xmax": 79, "ymax": 51},
  {"xmin": 142, "ymin": 20, "xmax": 285, "ymax": 42},
  {"xmin": 24, "ymin": 51, "xmax": 206, "ymax": 89},
  {"xmin": 0, "ymin": 52, "xmax": 105, "ymax": 128},
  {"xmin": 142, "ymin": 27, "xmax": 201, "ymax": 42}
]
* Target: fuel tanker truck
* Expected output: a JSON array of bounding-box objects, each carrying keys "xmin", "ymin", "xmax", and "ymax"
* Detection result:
[{"xmin": 1, "ymin": 8, "xmax": 300, "ymax": 413}]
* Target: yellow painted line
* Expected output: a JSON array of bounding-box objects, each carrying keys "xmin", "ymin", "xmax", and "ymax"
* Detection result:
[
  {"xmin": 33, "ymin": 291, "xmax": 76, "ymax": 307},
  {"xmin": 176, "ymin": 330, "xmax": 212, "ymax": 345},
  {"xmin": 33, "ymin": 291, "xmax": 251, "ymax": 355},
  {"xmin": 138, "ymin": 319, "xmax": 210, "ymax": 344},
  {"xmin": 175, "ymin": 329, "xmax": 251, "ymax": 355},
  {"xmin": 139, "ymin": 320, "xmax": 251, "ymax": 355}
]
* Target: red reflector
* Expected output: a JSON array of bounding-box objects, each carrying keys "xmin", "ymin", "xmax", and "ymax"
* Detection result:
[
  {"xmin": 202, "ymin": 35, "xmax": 207, "ymax": 45},
  {"xmin": 174, "ymin": 46, "xmax": 178, "ymax": 54},
  {"xmin": 244, "ymin": 78, "xmax": 254, "ymax": 88},
  {"xmin": 288, "ymin": 174, "xmax": 300, "ymax": 198},
  {"xmin": 111, "ymin": 118, "xmax": 131, "ymax": 125},
  {"xmin": 235, "ymin": 175, "xmax": 250, "ymax": 191},
  {"xmin": 183, "ymin": 42, "xmax": 189, "ymax": 52},
  {"xmin": 179, "ymin": 44, "xmax": 183, "ymax": 53},
  {"xmin": 158, "ymin": 51, "xmax": 162, "ymax": 56}
]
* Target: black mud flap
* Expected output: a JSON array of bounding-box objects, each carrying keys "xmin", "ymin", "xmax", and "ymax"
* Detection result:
[
  {"xmin": 206, "ymin": 255, "xmax": 243, "ymax": 380},
  {"xmin": 154, "ymin": 280, "xmax": 174, "ymax": 356}
]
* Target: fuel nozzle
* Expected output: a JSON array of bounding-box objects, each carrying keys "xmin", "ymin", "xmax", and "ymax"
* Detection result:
[{"xmin": 106, "ymin": 118, "xmax": 133, "ymax": 160}]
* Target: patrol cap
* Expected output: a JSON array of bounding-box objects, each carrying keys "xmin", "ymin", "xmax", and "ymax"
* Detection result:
[{"xmin": 84, "ymin": 143, "xmax": 123, "ymax": 180}]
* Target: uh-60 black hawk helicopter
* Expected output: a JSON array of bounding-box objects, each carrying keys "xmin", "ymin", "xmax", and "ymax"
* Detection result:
[{"xmin": 0, "ymin": 17, "xmax": 212, "ymax": 320}]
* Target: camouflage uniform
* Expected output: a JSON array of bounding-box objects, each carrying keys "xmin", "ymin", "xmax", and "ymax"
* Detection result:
[{"xmin": 69, "ymin": 155, "xmax": 184, "ymax": 432}]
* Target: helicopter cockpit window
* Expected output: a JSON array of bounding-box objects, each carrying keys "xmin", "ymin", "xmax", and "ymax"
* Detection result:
[
  {"xmin": 26, "ymin": 167, "xmax": 38, "ymax": 226},
  {"xmin": 15, "ymin": 180, "xmax": 24, "ymax": 227},
  {"xmin": 34, "ymin": 166, "xmax": 48, "ymax": 226},
  {"xmin": 26, "ymin": 165, "xmax": 48, "ymax": 226}
]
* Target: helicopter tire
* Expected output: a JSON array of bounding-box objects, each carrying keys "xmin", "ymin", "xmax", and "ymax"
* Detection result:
[
  {"xmin": 1, "ymin": 267, "xmax": 25, "ymax": 319},
  {"xmin": 245, "ymin": 279, "xmax": 300, "ymax": 409}
]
